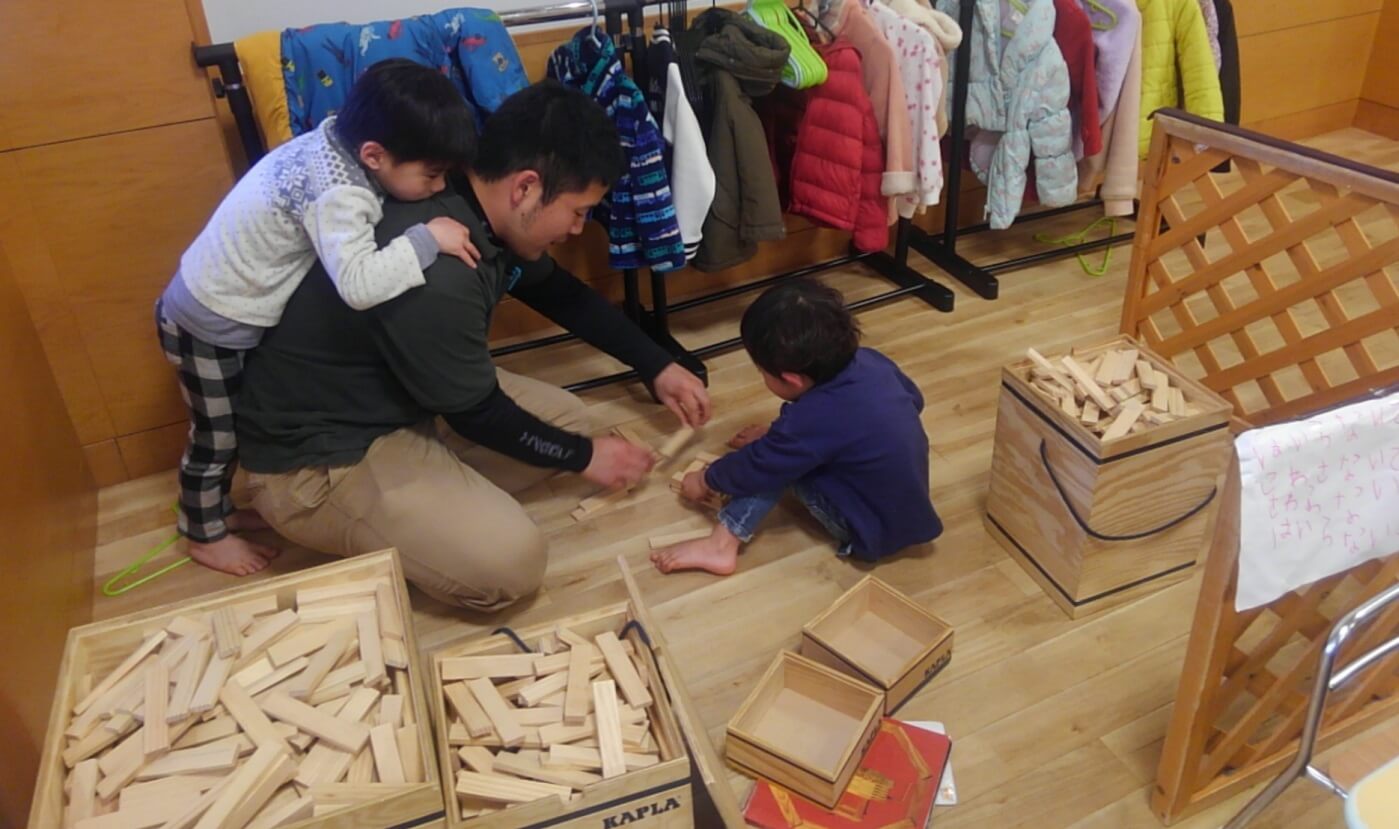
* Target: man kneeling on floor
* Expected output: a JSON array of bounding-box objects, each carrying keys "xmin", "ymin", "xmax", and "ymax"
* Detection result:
[{"xmin": 235, "ymin": 81, "xmax": 711, "ymax": 611}]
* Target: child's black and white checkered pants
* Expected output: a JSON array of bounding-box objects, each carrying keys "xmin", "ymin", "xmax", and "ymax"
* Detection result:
[{"xmin": 156, "ymin": 300, "xmax": 244, "ymax": 544}]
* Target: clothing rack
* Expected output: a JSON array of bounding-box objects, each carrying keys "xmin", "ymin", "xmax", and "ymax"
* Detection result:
[
  {"xmin": 192, "ymin": 0, "xmax": 954, "ymax": 395},
  {"xmin": 902, "ymin": 0, "xmax": 1136, "ymax": 299}
]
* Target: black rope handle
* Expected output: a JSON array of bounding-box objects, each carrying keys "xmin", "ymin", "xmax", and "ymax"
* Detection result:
[
  {"xmin": 1039, "ymin": 439, "xmax": 1217, "ymax": 541},
  {"xmin": 491, "ymin": 627, "xmax": 535, "ymax": 654}
]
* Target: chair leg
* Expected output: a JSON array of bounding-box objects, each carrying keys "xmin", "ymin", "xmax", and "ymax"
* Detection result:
[{"xmin": 1222, "ymin": 762, "xmax": 1307, "ymax": 829}]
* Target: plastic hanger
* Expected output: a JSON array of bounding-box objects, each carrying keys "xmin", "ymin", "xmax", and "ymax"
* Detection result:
[
  {"xmin": 1084, "ymin": 0, "xmax": 1117, "ymax": 31},
  {"xmin": 588, "ymin": 0, "xmax": 605, "ymax": 46}
]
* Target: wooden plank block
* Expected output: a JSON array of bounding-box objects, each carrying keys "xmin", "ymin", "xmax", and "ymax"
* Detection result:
[
  {"xmin": 1151, "ymin": 383, "xmax": 1170, "ymax": 412},
  {"xmin": 190, "ymin": 744, "xmax": 289, "ymax": 829},
  {"xmin": 396, "ymin": 725, "xmax": 423, "ymax": 784},
  {"xmin": 295, "ymin": 580, "xmax": 382, "ymax": 607},
  {"xmin": 69, "ymin": 759, "xmax": 100, "ymax": 824},
  {"xmin": 1140, "ymin": 365, "xmax": 1163, "ymax": 390},
  {"xmin": 563, "ymin": 646, "xmax": 592, "ymax": 726},
  {"xmin": 1058, "ymin": 390, "xmax": 1080, "ymax": 418},
  {"xmin": 382, "ymin": 636, "xmax": 409, "ymax": 670},
  {"xmin": 492, "ymin": 749, "xmax": 601, "ymax": 789},
  {"xmin": 261, "ymin": 692, "xmax": 370, "ymax": 753},
  {"xmin": 143, "ymin": 663, "xmax": 170, "ymax": 756},
  {"xmin": 219, "ymin": 682, "xmax": 288, "ymax": 752},
  {"xmin": 356, "ymin": 611, "xmax": 386, "ymax": 687},
  {"xmin": 167, "ymin": 638, "xmax": 210, "ymax": 723},
  {"xmin": 223, "ymin": 755, "xmax": 296, "ymax": 829},
  {"xmin": 514, "ymin": 707, "xmax": 564, "ymax": 726},
  {"xmin": 244, "ymin": 794, "xmax": 313, "ymax": 829},
  {"xmin": 1060, "ymin": 355, "xmax": 1116, "ymax": 410},
  {"xmin": 154, "ymin": 774, "xmax": 234, "ymax": 829},
  {"xmin": 242, "ymin": 657, "xmax": 309, "ymax": 698},
  {"xmin": 647, "ymin": 529, "xmax": 712, "ymax": 549},
  {"xmin": 1080, "ymin": 400, "xmax": 1100, "ymax": 425},
  {"xmin": 368, "ymin": 723, "xmax": 406, "ymax": 784},
  {"xmin": 538, "ymin": 721, "xmax": 594, "ymax": 746},
  {"xmin": 594, "ymin": 632, "xmax": 652, "ymax": 709},
  {"xmin": 443, "ymin": 681, "xmax": 494, "ymax": 738},
  {"xmin": 656, "ymin": 426, "xmax": 695, "ymax": 460},
  {"xmin": 233, "ymin": 596, "xmax": 281, "ymax": 618},
  {"xmin": 458, "ymin": 745, "xmax": 495, "ymax": 774},
  {"xmin": 517, "ymin": 669, "xmax": 569, "ymax": 708},
  {"xmin": 121, "ymin": 775, "xmax": 225, "ymax": 809},
  {"xmin": 305, "ymin": 783, "xmax": 419, "ymax": 811},
  {"xmin": 74, "ymin": 631, "xmax": 167, "ymax": 717},
  {"xmin": 1135, "ymin": 359, "xmax": 1155, "ymax": 385},
  {"xmin": 133, "ymin": 742, "xmax": 239, "ymax": 780},
  {"xmin": 165, "ymin": 617, "xmax": 209, "ymax": 640},
  {"xmin": 306, "ymin": 662, "xmax": 367, "ymax": 706},
  {"xmin": 188, "ymin": 655, "xmax": 233, "ymax": 715},
  {"xmin": 229, "ymin": 657, "xmax": 276, "ymax": 694},
  {"xmin": 235, "ymin": 610, "xmax": 299, "ymax": 670},
  {"xmin": 1101, "ymin": 400, "xmax": 1146, "ymax": 441},
  {"xmin": 73, "ymin": 793, "xmax": 205, "ymax": 829},
  {"xmin": 377, "ymin": 694, "xmax": 403, "ymax": 728},
  {"xmin": 344, "ymin": 749, "xmax": 375, "ymax": 785},
  {"xmin": 466, "ymin": 678, "xmax": 525, "ymax": 748},
  {"xmin": 1025, "ymin": 348, "xmax": 1075, "ymax": 392},
  {"xmin": 545, "ymin": 743, "xmax": 602, "ymax": 771},
  {"xmin": 572, "ymin": 487, "xmax": 633, "ymax": 520},
  {"xmin": 264, "ymin": 624, "xmax": 335, "ymax": 668},
  {"xmin": 440, "ymin": 655, "xmax": 538, "ymax": 681},
  {"xmin": 1107, "ymin": 348, "xmax": 1139, "ymax": 383},
  {"xmin": 1169, "ymin": 385, "xmax": 1188, "ymax": 416},
  {"xmin": 172, "ymin": 718, "xmax": 239, "ymax": 751},
  {"xmin": 210, "ymin": 608, "xmax": 241, "ymax": 660},
  {"xmin": 374, "ymin": 582, "xmax": 405, "ymax": 642},
  {"xmin": 454, "ymin": 770, "xmax": 570, "ymax": 805},
  {"xmin": 286, "ymin": 622, "xmax": 354, "ymax": 701},
  {"xmin": 593, "ymin": 680, "xmax": 626, "ymax": 779},
  {"xmin": 1094, "ymin": 349, "xmax": 1122, "ymax": 383},
  {"xmin": 533, "ymin": 649, "xmax": 606, "ymax": 676},
  {"xmin": 393, "ymin": 671, "xmax": 413, "ymax": 723},
  {"xmin": 64, "ymin": 720, "xmax": 130, "ymax": 767}
]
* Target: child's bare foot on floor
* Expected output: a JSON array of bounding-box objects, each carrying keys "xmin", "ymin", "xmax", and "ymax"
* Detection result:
[
  {"xmin": 225, "ymin": 508, "xmax": 272, "ymax": 534},
  {"xmin": 651, "ymin": 527, "xmax": 741, "ymax": 575},
  {"xmin": 187, "ymin": 534, "xmax": 279, "ymax": 576}
]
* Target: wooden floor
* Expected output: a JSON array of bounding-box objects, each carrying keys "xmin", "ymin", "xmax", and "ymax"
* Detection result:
[{"xmin": 91, "ymin": 129, "xmax": 1399, "ymax": 828}]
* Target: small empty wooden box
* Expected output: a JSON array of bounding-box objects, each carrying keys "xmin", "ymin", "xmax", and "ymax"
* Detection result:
[
  {"xmin": 799, "ymin": 576, "xmax": 953, "ymax": 714},
  {"xmin": 726, "ymin": 651, "xmax": 884, "ymax": 809}
]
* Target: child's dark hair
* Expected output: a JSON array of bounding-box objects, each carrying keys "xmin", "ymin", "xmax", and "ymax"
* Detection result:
[
  {"xmin": 740, "ymin": 280, "xmax": 861, "ymax": 384},
  {"xmin": 474, "ymin": 80, "xmax": 625, "ymax": 202},
  {"xmin": 335, "ymin": 58, "xmax": 477, "ymax": 165}
]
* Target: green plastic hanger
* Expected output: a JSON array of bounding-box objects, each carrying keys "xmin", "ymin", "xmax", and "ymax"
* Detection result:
[
  {"xmin": 1034, "ymin": 216, "xmax": 1119, "ymax": 277},
  {"xmin": 102, "ymin": 503, "xmax": 191, "ymax": 597},
  {"xmin": 1084, "ymin": 0, "xmax": 1117, "ymax": 31},
  {"xmin": 748, "ymin": 0, "xmax": 829, "ymax": 88}
]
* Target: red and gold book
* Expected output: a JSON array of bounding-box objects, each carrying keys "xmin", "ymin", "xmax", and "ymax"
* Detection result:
[{"xmin": 743, "ymin": 718, "xmax": 952, "ymax": 829}]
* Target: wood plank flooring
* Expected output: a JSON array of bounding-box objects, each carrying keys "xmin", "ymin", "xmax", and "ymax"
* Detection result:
[{"xmin": 89, "ymin": 128, "xmax": 1399, "ymax": 828}]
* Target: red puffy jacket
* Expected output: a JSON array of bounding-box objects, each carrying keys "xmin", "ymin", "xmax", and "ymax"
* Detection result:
[{"xmin": 787, "ymin": 40, "xmax": 888, "ymax": 253}]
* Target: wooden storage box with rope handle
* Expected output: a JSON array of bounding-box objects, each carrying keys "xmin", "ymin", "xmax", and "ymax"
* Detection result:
[{"xmin": 984, "ymin": 334, "xmax": 1234, "ymax": 618}]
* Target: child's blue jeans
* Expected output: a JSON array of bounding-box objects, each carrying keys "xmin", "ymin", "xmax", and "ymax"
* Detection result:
[{"xmin": 718, "ymin": 482, "xmax": 855, "ymax": 556}]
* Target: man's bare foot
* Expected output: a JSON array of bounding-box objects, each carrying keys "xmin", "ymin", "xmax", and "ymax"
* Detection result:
[
  {"xmin": 187, "ymin": 534, "xmax": 279, "ymax": 577},
  {"xmin": 225, "ymin": 508, "xmax": 272, "ymax": 534},
  {"xmin": 650, "ymin": 526, "xmax": 741, "ymax": 576}
]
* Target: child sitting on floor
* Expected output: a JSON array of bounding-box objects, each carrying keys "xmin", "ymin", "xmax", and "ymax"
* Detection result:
[
  {"xmin": 652, "ymin": 279, "xmax": 943, "ymax": 576},
  {"xmin": 155, "ymin": 58, "xmax": 481, "ymax": 577}
]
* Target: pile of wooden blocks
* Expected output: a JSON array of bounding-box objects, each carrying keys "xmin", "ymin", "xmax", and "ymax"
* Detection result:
[
  {"xmin": 1025, "ymin": 346, "xmax": 1200, "ymax": 440},
  {"xmin": 57, "ymin": 578, "xmax": 425, "ymax": 829},
  {"xmin": 440, "ymin": 626, "xmax": 665, "ymax": 818},
  {"xmin": 669, "ymin": 451, "xmax": 726, "ymax": 512}
]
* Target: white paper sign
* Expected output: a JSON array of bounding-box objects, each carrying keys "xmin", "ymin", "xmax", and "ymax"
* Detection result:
[{"xmin": 1235, "ymin": 391, "xmax": 1399, "ymax": 611}]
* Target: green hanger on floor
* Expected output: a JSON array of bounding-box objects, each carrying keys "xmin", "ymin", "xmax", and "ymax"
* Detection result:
[
  {"xmin": 102, "ymin": 503, "xmax": 191, "ymax": 596},
  {"xmin": 1034, "ymin": 215, "xmax": 1119, "ymax": 277}
]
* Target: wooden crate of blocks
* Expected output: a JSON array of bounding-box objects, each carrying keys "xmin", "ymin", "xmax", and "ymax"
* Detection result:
[
  {"xmin": 427, "ymin": 559, "xmax": 739, "ymax": 828},
  {"xmin": 27, "ymin": 550, "xmax": 442, "ymax": 829},
  {"xmin": 985, "ymin": 334, "xmax": 1235, "ymax": 619}
]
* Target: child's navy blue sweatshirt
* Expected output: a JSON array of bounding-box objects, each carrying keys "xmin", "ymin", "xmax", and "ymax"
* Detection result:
[{"xmin": 704, "ymin": 348, "xmax": 943, "ymax": 559}]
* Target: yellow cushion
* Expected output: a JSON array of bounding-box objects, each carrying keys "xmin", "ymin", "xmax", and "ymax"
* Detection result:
[
  {"xmin": 1347, "ymin": 754, "xmax": 1399, "ymax": 829},
  {"xmin": 235, "ymin": 30, "xmax": 294, "ymax": 150}
]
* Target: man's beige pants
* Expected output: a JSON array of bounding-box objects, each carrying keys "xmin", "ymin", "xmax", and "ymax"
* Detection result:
[{"xmin": 246, "ymin": 370, "xmax": 590, "ymax": 612}]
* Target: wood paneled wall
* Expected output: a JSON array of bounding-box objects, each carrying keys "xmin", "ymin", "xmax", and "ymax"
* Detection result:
[
  {"xmin": 0, "ymin": 245, "xmax": 97, "ymax": 827},
  {"xmin": 1, "ymin": 0, "xmax": 1389, "ymax": 487},
  {"xmin": 1357, "ymin": 0, "xmax": 1399, "ymax": 138}
]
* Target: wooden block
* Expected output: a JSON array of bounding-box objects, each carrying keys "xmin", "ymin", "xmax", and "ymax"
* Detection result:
[
  {"xmin": 594, "ymin": 632, "xmax": 652, "ymax": 709},
  {"xmin": 492, "ymin": 749, "xmax": 601, "ymax": 789},
  {"xmin": 219, "ymin": 682, "xmax": 288, "ymax": 752},
  {"xmin": 63, "ymin": 720, "xmax": 130, "ymax": 767},
  {"xmin": 536, "ymin": 635, "xmax": 559, "ymax": 655},
  {"xmin": 356, "ymin": 611, "xmax": 387, "ymax": 687},
  {"xmin": 121, "ymin": 775, "xmax": 225, "ymax": 809},
  {"xmin": 545, "ymin": 743, "xmax": 602, "ymax": 771},
  {"xmin": 74, "ymin": 794, "xmax": 205, "ymax": 829},
  {"xmin": 1058, "ymin": 389, "xmax": 1080, "ymax": 418},
  {"xmin": 69, "ymin": 759, "xmax": 100, "ymax": 823},
  {"xmin": 105, "ymin": 712, "xmax": 138, "ymax": 737},
  {"xmin": 656, "ymin": 426, "xmax": 695, "ymax": 459},
  {"xmin": 1110, "ymin": 385, "xmax": 1133, "ymax": 403},
  {"xmin": 154, "ymin": 774, "xmax": 234, "ymax": 829},
  {"xmin": 1151, "ymin": 384, "xmax": 1170, "ymax": 412},
  {"xmin": 1140, "ymin": 366, "xmax": 1162, "ymax": 390},
  {"xmin": 1093, "ymin": 349, "xmax": 1121, "ymax": 383},
  {"xmin": 165, "ymin": 616, "xmax": 209, "ymax": 640},
  {"xmin": 572, "ymin": 487, "xmax": 633, "ymax": 520},
  {"xmin": 133, "ymin": 741, "xmax": 239, "ymax": 780},
  {"xmin": 513, "ymin": 706, "xmax": 564, "ymax": 726},
  {"xmin": 367, "ymin": 723, "xmax": 406, "ymax": 784},
  {"xmin": 172, "ymin": 718, "xmax": 238, "ymax": 750},
  {"xmin": 592, "ymin": 680, "xmax": 626, "ymax": 779},
  {"xmin": 191, "ymin": 743, "xmax": 290, "ymax": 829},
  {"xmin": 1101, "ymin": 400, "xmax": 1146, "ymax": 441},
  {"xmin": 440, "ymin": 655, "xmax": 538, "ymax": 681},
  {"xmin": 74, "ymin": 631, "xmax": 167, "ymax": 717},
  {"xmin": 443, "ymin": 681, "xmax": 494, "ymax": 738},
  {"xmin": 142, "ymin": 663, "xmax": 170, "ymax": 756},
  {"xmin": 377, "ymin": 694, "xmax": 403, "ymax": 728},
  {"xmin": 1107, "ymin": 348, "xmax": 1139, "ymax": 383},
  {"xmin": 264, "ymin": 624, "xmax": 335, "ymax": 668},
  {"xmin": 235, "ymin": 610, "xmax": 299, "ymax": 670},
  {"xmin": 1169, "ymin": 385, "xmax": 1187, "ymax": 416},
  {"xmin": 1024, "ymin": 348, "xmax": 1074, "ymax": 392},
  {"xmin": 517, "ymin": 669, "xmax": 570, "ymax": 708},
  {"xmin": 261, "ymin": 692, "xmax": 371, "ymax": 753},
  {"xmin": 1080, "ymin": 400, "xmax": 1100, "ymax": 425},
  {"xmin": 244, "ymin": 794, "xmax": 313, "ymax": 829},
  {"xmin": 538, "ymin": 721, "xmax": 594, "ymax": 746},
  {"xmin": 245, "ymin": 657, "xmax": 311, "ymax": 699},
  {"xmin": 234, "ymin": 596, "xmax": 281, "ymax": 619},
  {"xmin": 295, "ymin": 579, "xmax": 381, "ymax": 607},
  {"xmin": 647, "ymin": 528, "xmax": 711, "ymax": 549},
  {"xmin": 374, "ymin": 582, "xmax": 405, "ymax": 642},
  {"xmin": 296, "ymin": 597, "xmax": 376, "ymax": 624},
  {"xmin": 230, "ymin": 657, "xmax": 276, "ymax": 694},
  {"xmin": 305, "ymin": 783, "xmax": 420, "ymax": 811},
  {"xmin": 287, "ymin": 622, "xmax": 354, "ymax": 701},
  {"xmin": 210, "ymin": 608, "xmax": 241, "ymax": 660},
  {"xmin": 533, "ymin": 649, "xmax": 605, "ymax": 676},
  {"xmin": 466, "ymin": 678, "xmax": 525, "ymax": 748},
  {"xmin": 1118, "ymin": 377, "xmax": 1141, "ymax": 396},
  {"xmin": 381, "ymin": 636, "xmax": 409, "ymax": 670},
  {"xmin": 1134, "ymin": 359, "xmax": 1154, "ymax": 384},
  {"xmin": 455, "ymin": 770, "xmax": 570, "ymax": 805},
  {"xmin": 563, "ymin": 646, "xmax": 592, "ymax": 726},
  {"xmin": 396, "ymin": 724, "xmax": 424, "ymax": 783},
  {"xmin": 345, "ymin": 748, "xmax": 375, "ymax": 784},
  {"xmin": 188, "ymin": 655, "xmax": 233, "ymax": 716},
  {"xmin": 458, "ymin": 746, "xmax": 495, "ymax": 774},
  {"xmin": 167, "ymin": 638, "xmax": 210, "ymax": 724},
  {"xmin": 1059, "ymin": 355, "xmax": 1115, "ymax": 411}
]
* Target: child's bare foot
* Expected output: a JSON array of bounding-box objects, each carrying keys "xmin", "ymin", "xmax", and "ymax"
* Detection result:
[
  {"xmin": 187, "ymin": 534, "xmax": 279, "ymax": 577},
  {"xmin": 225, "ymin": 508, "xmax": 272, "ymax": 535},
  {"xmin": 650, "ymin": 526, "xmax": 741, "ymax": 576}
]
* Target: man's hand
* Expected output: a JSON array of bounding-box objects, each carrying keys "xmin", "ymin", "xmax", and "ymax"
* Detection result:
[
  {"xmin": 426, "ymin": 217, "xmax": 482, "ymax": 268},
  {"xmin": 728, "ymin": 424, "xmax": 770, "ymax": 449},
  {"xmin": 680, "ymin": 469, "xmax": 713, "ymax": 504},
  {"xmin": 581, "ymin": 435, "xmax": 655, "ymax": 491},
  {"xmin": 652, "ymin": 363, "xmax": 712, "ymax": 428}
]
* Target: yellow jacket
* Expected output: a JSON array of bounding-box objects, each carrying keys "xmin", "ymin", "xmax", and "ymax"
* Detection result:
[{"xmin": 1136, "ymin": 0, "xmax": 1222, "ymax": 157}]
